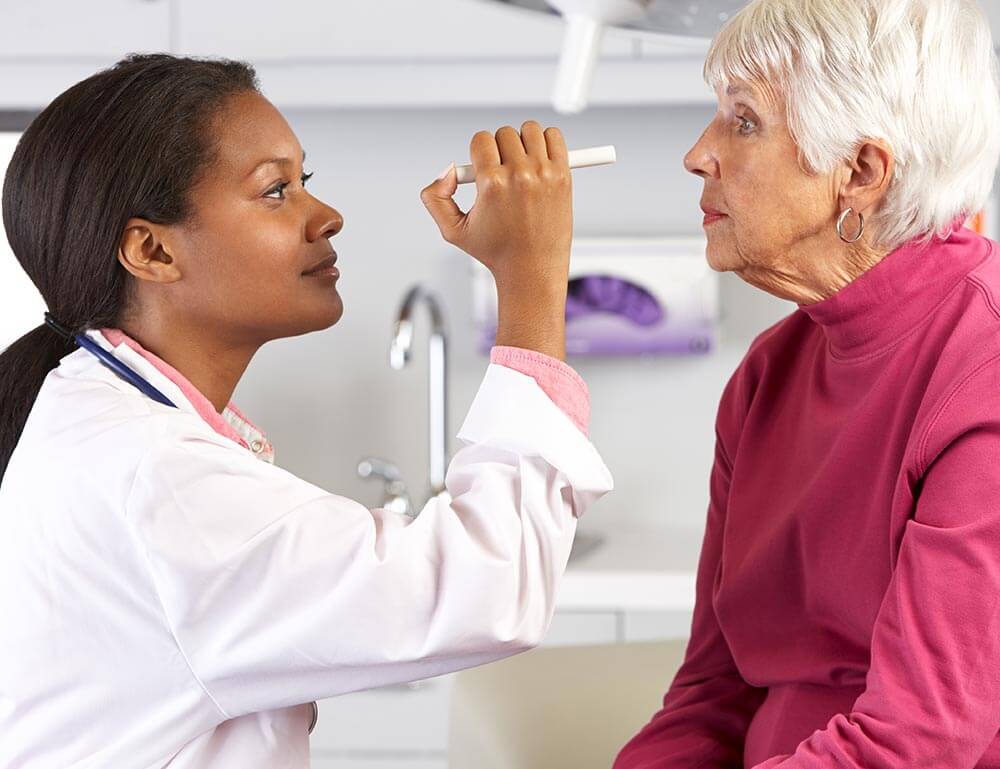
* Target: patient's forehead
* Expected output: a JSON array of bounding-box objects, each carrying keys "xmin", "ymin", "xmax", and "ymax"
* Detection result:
[{"xmin": 715, "ymin": 79, "xmax": 783, "ymax": 113}]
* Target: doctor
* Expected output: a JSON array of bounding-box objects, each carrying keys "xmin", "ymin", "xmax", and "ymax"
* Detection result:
[{"xmin": 0, "ymin": 53, "xmax": 612, "ymax": 767}]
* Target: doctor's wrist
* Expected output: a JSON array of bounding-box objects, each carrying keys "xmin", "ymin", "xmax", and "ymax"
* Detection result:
[{"xmin": 495, "ymin": 292, "xmax": 566, "ymax": 361}]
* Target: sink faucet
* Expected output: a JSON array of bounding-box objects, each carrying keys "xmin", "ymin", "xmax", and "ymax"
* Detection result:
[
  {"xmin": 356, "ymin": 457, "xmax": 412, "ymax": 516},
  {"xmin": 389, "ymin": 284, "xmax": 449, "ymax": 509}
]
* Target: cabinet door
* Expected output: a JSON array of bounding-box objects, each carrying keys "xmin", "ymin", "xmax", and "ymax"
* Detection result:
[
  {"xmin": 312, "ymin": 674, "xmax": 454, "ymax": 754},
  {"xmin": 0, "ymin": 0, "xmax": 170, "ymax": 58},
  {"xmin": 176, "ymin": 0, "xmax": 633, "ymax": 60},
  {"xmin": 309, "ymin": 611, "xmax": 619, "ymax": 755},
  {"xmin": 543, "ymin": 611, "xmax": 621, "ymax": 646},
  {"xmin": 312, "ymin": 758, "xmax": 445, "ymax": 769},
  {"xmin": 623, "ymin": 610, "xmax": 693, "ymax": 642}
]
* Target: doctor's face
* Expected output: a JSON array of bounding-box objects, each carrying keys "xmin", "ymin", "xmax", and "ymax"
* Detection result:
[{"xmin": 165, "ymin": 91, "xmax": 345, "ymax": 343}]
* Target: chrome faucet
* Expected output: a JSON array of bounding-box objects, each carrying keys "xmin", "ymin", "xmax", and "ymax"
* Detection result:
[
  {"xmin": 388, "ymin": 284, "xmax": 449, "ymax": 511},
  {"xmin": 356, "ymin": 457, "xmax": 412, "ymax": 516}
]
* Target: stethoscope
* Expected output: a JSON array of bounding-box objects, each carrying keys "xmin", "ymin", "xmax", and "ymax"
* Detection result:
[
  {"xmin": 44, "ymin": 313, "xmax": 320, "ymax": 732},
  {"xmin": 44, "ymin": 313, "xmax": 178, "ymax": 409}
]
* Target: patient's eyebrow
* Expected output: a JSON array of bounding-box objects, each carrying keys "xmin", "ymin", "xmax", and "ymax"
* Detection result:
[
  {"xmin": 727, "ymin": 85, "xmax": 757, "ymax": 101},
  {"xmin": 726, "ymin": 83, "xmax": 776, "ymax": 110}
]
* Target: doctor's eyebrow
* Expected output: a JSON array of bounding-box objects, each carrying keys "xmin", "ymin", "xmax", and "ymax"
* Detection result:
[{"xmin": 248, "ymin": 150, "xmax": 307, "ymax": 175}]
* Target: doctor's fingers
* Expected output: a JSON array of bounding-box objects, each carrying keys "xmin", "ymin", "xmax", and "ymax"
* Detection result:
[
  {"xmin": 543, "ymin": 126, "xmax": 569, "ymax": 169},
  {"xmin": 495, "ymin": 125, "xmax": 530, "ymax": 167},
  {"xmin": 420, "ymin": 165, "xmax": 465, "ymax": 245},
  {"xmin": 469, "ymin": 130, "xmax": 501, "ymax": 177},
  {"xmin": 518, "ymin": 120, "xmax": 549, "ymax": 161}
]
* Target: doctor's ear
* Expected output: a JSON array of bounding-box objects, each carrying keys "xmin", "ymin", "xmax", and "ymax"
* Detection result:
[{"xmin": 117, "ymin": 218, "xmax": 182, "ymax": 284}]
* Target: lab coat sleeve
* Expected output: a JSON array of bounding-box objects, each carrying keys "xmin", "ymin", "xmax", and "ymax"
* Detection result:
[
  {"xmin": 613, "ymin": 427, "xmax": 768, "ymax": 769},
  {"xmin": 491, "ymin": 345, "xmax": 591, "ymax": 435},
  {"xmin": 748, "ymin": 362, "xmax": 1000, "ymax": 769},
  {"xmin": 125, "ymin": 362, "xmax": 612, "ymax": 721}
]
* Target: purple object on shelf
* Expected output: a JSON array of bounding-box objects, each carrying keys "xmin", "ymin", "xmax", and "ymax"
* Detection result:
[
  {"xmin": 565, "ymin": 275, "xmax": 665, "ymax": 326},
  {"xmin": 478, "ymin": 273, "xmax": 715, "ymax": 357}
]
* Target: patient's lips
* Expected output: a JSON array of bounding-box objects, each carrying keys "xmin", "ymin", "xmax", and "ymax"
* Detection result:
[{"xmin": 701, "ymin": 205, "xmax": 727, "ymax": 226}]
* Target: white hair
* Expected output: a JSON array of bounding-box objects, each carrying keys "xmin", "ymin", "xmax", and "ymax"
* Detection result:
[{"xmin": 705, "ymin": 0, "xmax": 1000, "ymax": 250}]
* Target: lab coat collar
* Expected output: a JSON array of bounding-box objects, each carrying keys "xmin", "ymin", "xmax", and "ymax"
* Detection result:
[{"xmin": 75, "ymin": 328, "xmax": 275, "ymax": 464}]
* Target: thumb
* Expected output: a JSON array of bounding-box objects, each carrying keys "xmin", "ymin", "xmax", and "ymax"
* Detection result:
[{"xmin": 420, "ymin": 163, "xmax": 464, "ymax": 244}]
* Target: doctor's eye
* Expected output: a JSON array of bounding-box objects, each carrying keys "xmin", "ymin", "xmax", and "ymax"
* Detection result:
[{"xmin": 264, "ymin": 171, "xmax": 315, "ymax": 200}]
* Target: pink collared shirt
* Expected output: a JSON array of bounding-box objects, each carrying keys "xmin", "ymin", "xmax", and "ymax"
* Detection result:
[{"xmin": 99, "ymin": 330, "xmax": 590, "ymax": 455}]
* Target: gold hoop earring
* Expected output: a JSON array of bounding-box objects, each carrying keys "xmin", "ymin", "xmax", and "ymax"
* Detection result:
[{"xmin": 837, "ymin": 207, "xmax": 865, "ymax": 244}]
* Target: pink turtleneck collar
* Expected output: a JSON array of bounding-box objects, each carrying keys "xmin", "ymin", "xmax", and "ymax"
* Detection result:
[{"xmin": 797, "ymin": 225, "xmax": 994, "ymax": 360}]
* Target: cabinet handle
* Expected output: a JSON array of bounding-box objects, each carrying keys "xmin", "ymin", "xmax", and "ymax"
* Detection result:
[{"xmin": 380, "ymin": 679, "xmax": 430, "ymax": 692}]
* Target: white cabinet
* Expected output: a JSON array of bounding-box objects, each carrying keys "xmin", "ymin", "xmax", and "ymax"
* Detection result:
[
  {"xmin": 308, "ymin": 608, "xmax": 689, "ymax": 763},
  {"xmin": 623, "ymin": 610, "xmax": 693, "ymax": 642},
  {"xmin": 310, "ymin": 610, "xmax": 621, "ymax": 761},
  {"xmin": 544, "ymin": 610, "xmax": 621, "ymax": 646},
  {"xmin": 175, "ymin": 0, "xmax": 632, "ymax": 60},
  {"xmin": 0, "ymin": 0, "xmax": 713, "ymax": 109},
  {"xmin": 313, "ymin": 675, "xmax": 454, "ymax": 755},
  {"xmin": 0, "ymin": 0, "xmax": 170, "ymax": 58},
  {"xmin": 312, "ymin": 759, "xmax": 445, "ymax": 769}
]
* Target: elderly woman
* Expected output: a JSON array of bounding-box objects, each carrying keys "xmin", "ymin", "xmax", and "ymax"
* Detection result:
[{"xmin": 615, "ymin": 1, "xmax": 1000, "ymax": 768}]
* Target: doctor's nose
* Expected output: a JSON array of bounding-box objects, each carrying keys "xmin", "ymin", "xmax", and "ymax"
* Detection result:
[{"xmin": 310, "ymin": 203, "xmax": 344, "ymax": 242}]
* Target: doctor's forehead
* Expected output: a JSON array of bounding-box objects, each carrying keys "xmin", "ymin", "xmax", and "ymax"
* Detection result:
[{"xmin": 206, "ymin": 91, "xmax": 305, "ymax": 178}]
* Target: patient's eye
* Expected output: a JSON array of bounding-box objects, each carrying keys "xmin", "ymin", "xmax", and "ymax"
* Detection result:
[{"xmin": 736, "ymin": 114, "xmax": 757, "ymax": 136}]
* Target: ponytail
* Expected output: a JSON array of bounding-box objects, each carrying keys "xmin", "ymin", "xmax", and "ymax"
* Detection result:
[
  {"xmin": 0, "ymin": 53, "xmax": 258, "ymax": 483},
  {"xmin": 0, "ymin": 326, "xmax": 75, "ymax": 476}
]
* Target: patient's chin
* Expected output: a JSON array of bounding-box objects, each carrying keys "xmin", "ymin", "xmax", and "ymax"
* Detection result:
[{"xmin": 704, "ymin": 242, "xmax": 738, "ymax": 273}]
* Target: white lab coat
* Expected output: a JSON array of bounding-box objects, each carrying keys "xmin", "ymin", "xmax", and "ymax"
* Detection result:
[{"xmin": 0, "ymin": 329, "xmax": 613, "ymax": 768}]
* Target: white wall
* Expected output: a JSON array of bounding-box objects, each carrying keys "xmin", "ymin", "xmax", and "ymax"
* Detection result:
[
  {"xmin": 0, "ymin": 106, "xmax": 792, "ymax": 539},
  {"xmin": 0, "ymin": 132, "xmax": 46, "ymax": 350},
  {"xmin": 228, "ymin": 104, "xmax": 794, "ymax": 540}
]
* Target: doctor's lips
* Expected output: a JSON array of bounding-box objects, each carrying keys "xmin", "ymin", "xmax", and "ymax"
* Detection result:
[
  {"xmin": 701, "ymin": 205, "xmax": 728, "ymax": 226},
  {"xmin": 302, "ymin": 250, "xmax": 340, "ymax": 279}
]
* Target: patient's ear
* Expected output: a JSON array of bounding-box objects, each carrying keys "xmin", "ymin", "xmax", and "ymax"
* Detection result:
[
  {"xmin": 117, "ymin": 218, "xmax": 182, "ymax": 284},
  {"xmin": 840, "ymin": 138, "xmax": 894, "ymax": 216}
]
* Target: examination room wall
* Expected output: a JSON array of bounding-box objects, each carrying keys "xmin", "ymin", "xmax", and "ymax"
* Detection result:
[{"xmin": 229, "ymin": 103, "xmax": 794, "ymax": 538}]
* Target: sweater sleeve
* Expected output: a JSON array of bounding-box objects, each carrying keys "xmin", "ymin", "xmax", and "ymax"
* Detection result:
[
  {"xmin": 750, "ymin": 357, "xmax": 1000, "ymax": 769},
  {"xmin": 614, "ymin": 377, "xmax": 768, "ymax": 768}
]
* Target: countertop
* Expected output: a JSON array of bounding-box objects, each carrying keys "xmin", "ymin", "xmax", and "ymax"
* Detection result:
[{"xmin": 556, "ymin": 524, "xmax": 701, "ymax": 612}]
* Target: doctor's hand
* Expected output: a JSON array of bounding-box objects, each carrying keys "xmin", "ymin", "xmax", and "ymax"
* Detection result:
[{"xmin": 421, "ymin": 121, "xmax": 572, "ymax": 361}]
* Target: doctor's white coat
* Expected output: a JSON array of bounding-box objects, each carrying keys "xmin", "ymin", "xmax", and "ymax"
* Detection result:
[{"xmin": 0, "ymin": 329, "xmax": 613, "ymax": 768}]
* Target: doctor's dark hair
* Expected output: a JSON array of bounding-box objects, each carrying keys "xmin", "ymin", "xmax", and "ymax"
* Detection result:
[{"xmin": 0, "ymin": 53, "xmax": 259, "ymax": 482}]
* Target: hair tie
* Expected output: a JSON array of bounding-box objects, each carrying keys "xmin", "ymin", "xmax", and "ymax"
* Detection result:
[{"xmin": 43, "ymin": 312, "xmax": 76, "ymax": 342}]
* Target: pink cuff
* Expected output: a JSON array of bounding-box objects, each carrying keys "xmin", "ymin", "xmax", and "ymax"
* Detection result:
[{"xmin": 490, "ymin": 346, "xmax": 590, "ymax": 435}]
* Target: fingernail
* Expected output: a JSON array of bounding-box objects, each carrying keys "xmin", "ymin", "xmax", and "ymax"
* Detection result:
[{"xmin": 436, "ymin": 162, "xmax": 454, "ymax": 180}]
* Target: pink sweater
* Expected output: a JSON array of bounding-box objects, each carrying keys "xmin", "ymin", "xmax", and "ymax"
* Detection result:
[{"xmin": 615, "ymin": 226, "xmax": 1000, "ymax": 769}]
